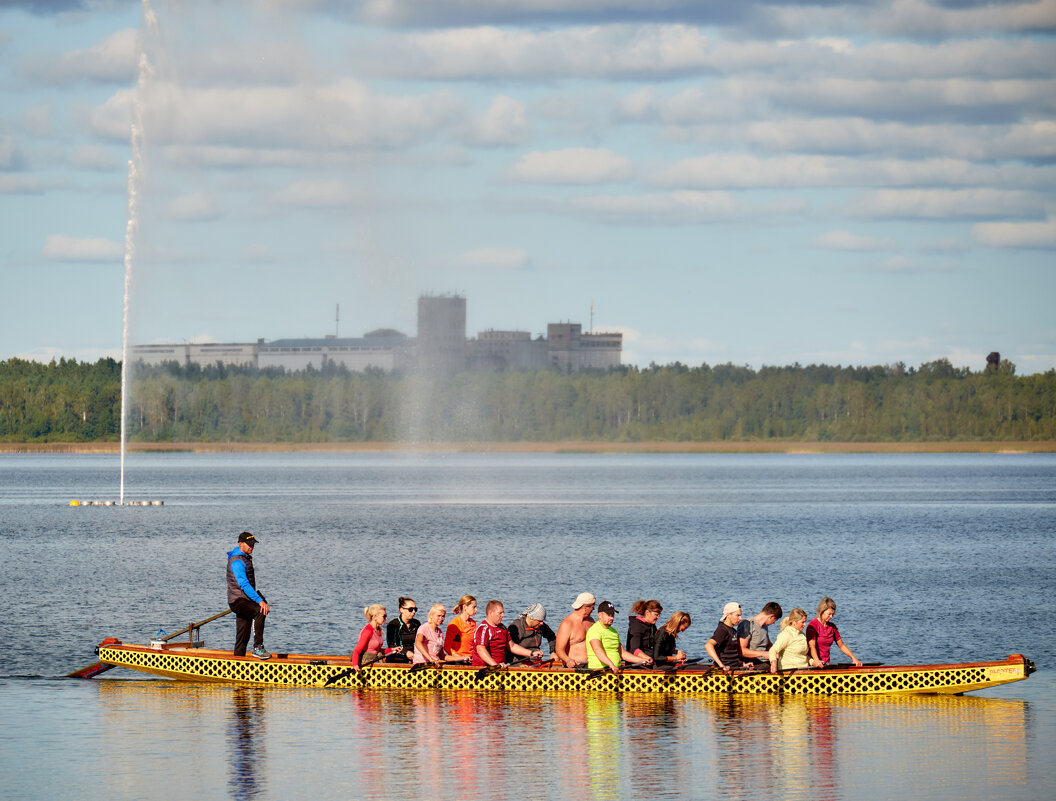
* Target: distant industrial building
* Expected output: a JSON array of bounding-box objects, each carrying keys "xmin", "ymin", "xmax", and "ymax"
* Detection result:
[{"xmin": 132, "ymin": 294, "xmax": 621, "ymax": 373}]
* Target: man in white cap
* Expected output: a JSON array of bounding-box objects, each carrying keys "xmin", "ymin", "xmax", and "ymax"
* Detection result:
[
  {"xmin": 706, "ymin": 602, "xmax": 748, "ymax": 673},
  {"xmin": 507, "ymin": 603, "xmax": 557, "ymax": 660},
  {"xmin": 555, "ymin": 592, "xmax": 596, "ymax": 667}
]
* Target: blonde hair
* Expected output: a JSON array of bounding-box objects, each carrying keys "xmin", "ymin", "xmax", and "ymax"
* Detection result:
[
  {"xmin": 816, "ymin": 597, "xmax": 836, "ymax": 618},
  {"xmin": 661, "ymin": 611, "xmax": 691, "ymax": 636},
  {"xmin": 781, "ymin": 608, "xmax": 807, "ymax": 630},
  {"xmin": 429, "ymin": 603, "xmax": 447, "ymax": 618},
  {"xmin": 453, "ymin": 595, "xmax": 476, "ymax": 615},
  {"xmin": 364, "ymin": 603, "xmax": 386, "ymax": 623}
]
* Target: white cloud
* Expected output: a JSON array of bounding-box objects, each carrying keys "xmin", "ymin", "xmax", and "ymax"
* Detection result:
[
  {"xmin": 815, "ymin": 230, "xmax": 896, "ymax": 251},
  {"xmin": 42, "ymin": 234, "xmax": 123, "ymax": 262},
  {"xmin": 20, "ymin": 28, "xmax": 138, "ymax": 86},
  {"xmin": 615, "ymin": 325, "xmax": 726, "ymax": 367},
  {"xmin": 0, "ymin": 175, "xmax": 45, "ymax": 194},
  {"xmin": 90, "ymin": 80, "xmax": 464, "ymax": 151},
  {"xmin": 457, "ymin": 95, "xmax": 529, "ymax": 146},
  {"xmin": 648, "ymin": 153, "xmax": 1052, "ymax": 191},
  {"xmin": 507, "ymin": 148, "xmax": 633, "ymax": 184},
  {"xmin": 973, "ymin": 216, "xmax": 1056, "ymax": 249},
  {"xmin": 565, "ymin": 190, "xmax": 741, "ymax": 225},
  {"xmin": 765, "ymin": 0, "xmax": 1056, "ymax": 39},
  {"xmin": 851, "ymin": 188, "xmax": 1044, "ymax": 220},
  {"xmin": 452, "ymin": 248, "xmax": 530, "ymax": 270}
]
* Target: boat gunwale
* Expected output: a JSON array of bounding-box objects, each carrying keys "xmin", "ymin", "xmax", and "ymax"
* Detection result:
[{"xmin": 97, "ymin": 641, "xmax": 1032, "ymax": 677}]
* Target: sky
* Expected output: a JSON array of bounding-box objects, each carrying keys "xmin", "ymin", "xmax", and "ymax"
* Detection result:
[{"xmin": 1, "ymin": 0, "xmax": 1054, "ymax": 374}]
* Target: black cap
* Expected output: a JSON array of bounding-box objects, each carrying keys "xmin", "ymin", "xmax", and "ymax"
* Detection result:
[
  {"xmin": 238, "ymin": 531, "xmax": 258, "ymax": 546},
  {"xmin": 598, "ymin": 601, "xmax": 618, "ymax": 616}
]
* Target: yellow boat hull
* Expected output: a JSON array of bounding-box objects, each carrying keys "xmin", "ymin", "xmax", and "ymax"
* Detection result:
[{"xmin": 94, "ymin": 642, "xmax": 1034, "ymax": 695}]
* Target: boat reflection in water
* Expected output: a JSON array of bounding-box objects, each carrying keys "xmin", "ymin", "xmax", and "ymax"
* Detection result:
[{"xmin": 94, "ymin": 682, "xmax": 1028, "ymax": 801}]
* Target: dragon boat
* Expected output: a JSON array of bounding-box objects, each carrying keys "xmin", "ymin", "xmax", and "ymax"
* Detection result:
[{"xmin": 89, "ymin": 638, "xmax": 1034, "ymax": 696}]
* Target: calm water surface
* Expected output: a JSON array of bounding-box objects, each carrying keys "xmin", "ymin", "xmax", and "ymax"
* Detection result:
[{"xmin": 0, "ymin": 452, "xmax": 1054, "ymax": 800}]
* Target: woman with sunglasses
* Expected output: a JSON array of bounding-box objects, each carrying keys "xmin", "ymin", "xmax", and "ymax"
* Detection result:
[{"xmin": 386, "ymin": 597, "xmax": 421, "ymax": 663}]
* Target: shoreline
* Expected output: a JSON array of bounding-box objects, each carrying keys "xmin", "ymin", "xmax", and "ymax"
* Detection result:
[{"xmin": 1, "ymin": 440, "xmax": 1053, "ymax": 454}]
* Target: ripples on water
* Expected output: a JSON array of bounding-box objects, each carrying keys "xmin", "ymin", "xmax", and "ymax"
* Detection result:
[{"xmin": 0, "ymin": 452, "xmax": 1054, "ymax": 800}]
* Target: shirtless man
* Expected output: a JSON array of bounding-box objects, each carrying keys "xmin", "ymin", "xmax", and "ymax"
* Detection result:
[{"xmin": 555, "ymin": 592, "xmax": 595, "ymax": 667}]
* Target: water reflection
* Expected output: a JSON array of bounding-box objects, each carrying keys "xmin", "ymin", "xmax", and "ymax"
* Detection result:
[
  {"xmin": 228, "ymin": 688, "xmax": 266, "ymax": 801},
  {"xmin": 90, "ymin": 682, "xmax": 1030, "ymax": 801}
]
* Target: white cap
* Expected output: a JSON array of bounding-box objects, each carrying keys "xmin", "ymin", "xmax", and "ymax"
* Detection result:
[{"xmin": 572, "ymin": 592, "xmax": 596, "ymax": 610}]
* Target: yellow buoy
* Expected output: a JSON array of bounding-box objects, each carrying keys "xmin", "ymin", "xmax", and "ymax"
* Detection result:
[{"xmin": 69, "ymin": 500, "xmax": 80, "ymax": 506}]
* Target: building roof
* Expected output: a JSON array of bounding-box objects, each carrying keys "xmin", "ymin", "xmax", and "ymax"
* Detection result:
[{"xmin": 263, "ymin": 336, "xmax": 406, "ymax": 349}]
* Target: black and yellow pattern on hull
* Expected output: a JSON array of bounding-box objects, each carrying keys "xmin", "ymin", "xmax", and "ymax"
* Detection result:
[{"xmin": 95, "ymin": 643, "xmax": 1034, "ymax": 696}]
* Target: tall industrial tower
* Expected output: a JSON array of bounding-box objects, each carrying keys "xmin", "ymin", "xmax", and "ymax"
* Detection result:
[{"xmin": 417, "ymin": 294, "xmax": 467, "ymax": 373}]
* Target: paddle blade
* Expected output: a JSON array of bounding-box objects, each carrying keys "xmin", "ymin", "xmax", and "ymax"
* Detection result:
[{"xmin": 66, "ymin": 661, "xmax": 115, "ymax": 679}]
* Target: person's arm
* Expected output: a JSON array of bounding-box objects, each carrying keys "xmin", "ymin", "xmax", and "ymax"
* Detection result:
[
  {"xmin": 541, "ymin": 623, "xmax": 558, "ymax": 655},
  {"xmin": 738, "ymin": 622, "xmax": 768, "ymax": 661},
  {"xmin": 589, "ymin": 635, "xmax": 619, "ymax": 673},
  {"xmin": 443, "ymin": 622, "xmax": 460, "ymax": 655},
  {"xmin": 627, "ymin": 620, "xmax": 645, "ymax": 657},
  {"xmin": 476, "ymin": 643, "xmax": 500, "ymax": 667},
  {"xmin": 229, "ymin": 559, "xmax": 264, "ymax": 605},
  {"xmin": 621, "ymin": 645, "xmax": 652, "ymax": 666},
  {"xmin": 835, "ymin": 638, "xmax": 862, "ymax": 666},
  {"xmin": 706, "ymin": 638, "xmax": 729, "ymax": 673},
  {"xmin": 350, "ymin": 625, "xmax": 374, "ymax": 668},
  {"xmin": 386, "ymin": 619, "xmax": 399, "ymax": 649},
  {"xmin": 555, "ymin": 619, "xmax": 577, "ymax": 667},
  {"xmin": 805, "ymin": 623, "xmax": 824, "ymax": 667},
  {"xmin": 509, "ymin": 641, "xmax": 541, "ymax": 659},
  {"xmin": 768, "ymin": 628, "xmax": 789, "ymax": 673},
  {"xmin": 413, "ymin": 628, "xmax": 438, "ymax": 665},
  {"xmin": 474, "ymin": 626, "xmax": 503, "ymax": 667}
]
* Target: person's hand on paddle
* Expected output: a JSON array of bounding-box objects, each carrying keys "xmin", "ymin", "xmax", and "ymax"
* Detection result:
[{"xmin": 530, "ymin": 649, "xmax": 543, "ymax": 661}]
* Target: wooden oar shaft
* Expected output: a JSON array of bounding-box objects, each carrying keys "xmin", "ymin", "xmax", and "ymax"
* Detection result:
[{"xmin": 163, "ymin": 608, "xmax": 233, "ymax": 641}]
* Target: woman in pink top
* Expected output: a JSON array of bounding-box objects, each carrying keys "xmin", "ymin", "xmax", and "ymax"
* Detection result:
[
  {"xmin": 413, "ymin": 604, "xmax": 455, "ymax": 666},
  {"xmin": 805, "ymin": 597, "xmax": 861, "ymax": 667},
  {"xmin": 351, "ymin": 603, "xmax": 395, "ymax": 668}
]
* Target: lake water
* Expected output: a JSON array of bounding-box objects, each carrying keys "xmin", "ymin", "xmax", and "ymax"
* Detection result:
[{"xmin": 0, "ymin": 452, "xmax": 1054, "ymax": 800}]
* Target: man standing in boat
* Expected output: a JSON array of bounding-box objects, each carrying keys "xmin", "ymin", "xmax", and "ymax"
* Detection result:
[{"xmin": 226, "ymin": 531, "xmax": 270, "ymax": 659}]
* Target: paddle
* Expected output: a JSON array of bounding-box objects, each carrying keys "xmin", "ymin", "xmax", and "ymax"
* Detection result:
[
  {"xmin": 584, "ymin": 665, "xmax": 613, "ymax": 681},
  {"xmin": 322, "ymin": 651, "xmax": 389, "ymax": 688},
  {"xmin": 474, "ymin": 655, "xmax": 533, "ymax": 681},
  {"xmin": 67, "ymin": 608, "xmax": 233, "ymax": 679}
]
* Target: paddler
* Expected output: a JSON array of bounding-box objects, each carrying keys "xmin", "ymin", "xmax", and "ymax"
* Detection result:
[
  {"xmin": 706, "ymin": 602, "xmax": 749, "ymax": 673},
  {"xmin": 471, "ymin": 600, "xmax": 542, "ymax": 668},
  {"xmin": 586, "ymin": 601, "xmax": 653, "ymax": 673},
  {"xmin": 507, "ymin": 603, "xmax": 557, "ymax": 660},
  {"xmin": 555, "ymin": 592, "xmax": 596, "ymax": 667},
  {"xmin": 226, "ymin": 531, "xmax": 270, "ymax": 659}
]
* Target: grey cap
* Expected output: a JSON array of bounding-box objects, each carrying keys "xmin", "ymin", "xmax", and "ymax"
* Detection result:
[{"xmin": 524, "ymin": 603, "xmax": 546, "ymax": 622}]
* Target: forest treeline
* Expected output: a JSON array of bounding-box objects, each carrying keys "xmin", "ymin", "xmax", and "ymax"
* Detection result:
[{"xmin": 2, "ymin": 356, "xmax": 1054, "ymax": 443}]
